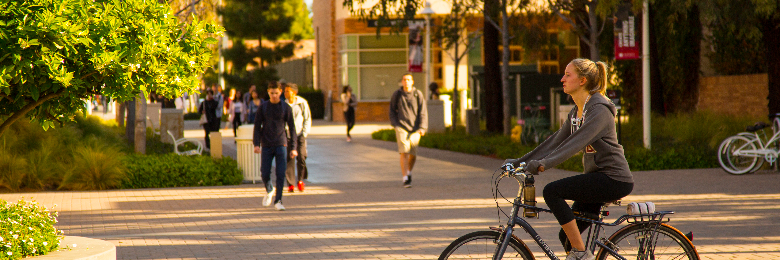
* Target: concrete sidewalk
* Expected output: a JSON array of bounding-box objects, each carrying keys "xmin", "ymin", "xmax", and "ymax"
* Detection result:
[{"xmin": 2, "ymin": 121, "xmax": 780, "ymax": 259}]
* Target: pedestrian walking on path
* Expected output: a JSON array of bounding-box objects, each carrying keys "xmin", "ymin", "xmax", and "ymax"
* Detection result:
[
  {"xmin": 226, "ymin": 90, "xmax": 245, "ymax": 137},
  {"xmin": 505, "ymin": 58, "xmax": 633, "ymax": 260},
  {"xmin": 198, "ymin": 90, "xmax": 219, "ymax": 149},
  {"xmin": 341, "ymin": 85, "xmax": 357, "ymax": 142},
  {"xmin": 284, "ymin": 83, "xmax": 312, "ymax": 192},
  {"xmin": 389, "ymin": 73, "xmax": 427, "ymax": 188},
  {"xmin": 253, "ymin": 82, "xmax": 298, "ymax": 211},
  {"xmin": 245, "ymin": 89, "xmax": 261, "ymax": 124}
]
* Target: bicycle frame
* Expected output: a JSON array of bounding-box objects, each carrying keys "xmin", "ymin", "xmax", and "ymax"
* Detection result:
[
  {"xmin": 734, "ymin": 130, "xmax": 780, "ymax": 164},
  {"xmin": 492, "ymin": 175, "xmax": 674, "ymax": 260}
]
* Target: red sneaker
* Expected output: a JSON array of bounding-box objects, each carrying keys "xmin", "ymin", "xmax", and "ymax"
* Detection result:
[
  {"xmin": 298, "ymin": 181, "xmax": 305, "ymax": 192},
  {"xmin": 288, "ymin": 185, "xmax": 294, "ymax": 193}
]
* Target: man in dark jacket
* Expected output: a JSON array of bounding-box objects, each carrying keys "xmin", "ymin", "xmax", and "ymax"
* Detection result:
[
  {"xmin": 389, "ymin": 73, "xmax": 427, "ymax": 188},
  {"xmin": 253, "ymin": 82, "xmax": 297, "ymax": 211}
]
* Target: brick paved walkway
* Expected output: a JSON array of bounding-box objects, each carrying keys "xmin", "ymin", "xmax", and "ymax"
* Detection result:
[{"xmin": 2, "ymin": 120, "xmax": 780, "ymax": 259}]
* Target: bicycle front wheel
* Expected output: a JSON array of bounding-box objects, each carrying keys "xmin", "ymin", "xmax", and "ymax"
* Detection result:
[
  {"xmin": 596, "ymin": 223, "xmax": 699, "ymax": 260},
  {"xmin": 439, "ymin": 230, "xmax": 534, "ymax": 260},
  {"xmin": 717, "ymin": 135, "xmax": 758, "ymax": 175}
]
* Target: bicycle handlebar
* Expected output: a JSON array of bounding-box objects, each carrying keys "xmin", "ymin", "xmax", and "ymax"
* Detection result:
[{"xmin": 501, "ymin": 162, "xmax": 526, "ymax": 175}]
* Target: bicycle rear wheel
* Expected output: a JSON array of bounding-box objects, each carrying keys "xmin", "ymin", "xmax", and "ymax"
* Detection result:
[
  {"xmin": 717, "ymin": 135, "xmax": 758, "ymax": 175},
  {"xmin": 596, "ymin": 223, "xmax": 699, "ymax": 260},
  {"xmin": 735, "ymin": 133, "xmax": 765, "ymax": 173},
  {"xmin": 439, "ymin": 230, "xmax": 534, "ymax": 260}
]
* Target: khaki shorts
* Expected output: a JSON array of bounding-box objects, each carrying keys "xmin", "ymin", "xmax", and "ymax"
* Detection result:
[{"xmin": 395, "ymin": 127, "xmax": 421, "ymax": 155}]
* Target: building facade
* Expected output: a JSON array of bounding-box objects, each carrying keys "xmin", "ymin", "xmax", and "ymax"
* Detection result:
[{"xmin": 312, "ymin": 0, "xmax": 579, "ymax": 122}]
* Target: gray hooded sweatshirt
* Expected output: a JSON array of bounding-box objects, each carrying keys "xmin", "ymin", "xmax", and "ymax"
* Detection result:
[{"xmin": 518, "ymin": 93, "xmax": 633, "ymax": 183}]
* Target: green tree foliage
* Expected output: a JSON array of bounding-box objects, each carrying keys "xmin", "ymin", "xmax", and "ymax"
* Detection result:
[
  {"xmin": 288, "ymin": 0, "xmax": 314, "ymax": 40},
  {"xmin": 219, "ymin": 0, "xmax": 310, "ymax": 91},
  {"xmin": 690, "ymin": 0, "xmax": 779, "ymax": 118},
  {"xmin": 701, "ymin": 1, "xmax": 766, "ymax": 75},
  {"xmin": 650, "ymin": 0, "xmax": 701, "ymax": 114},
  {"xmin": 0, "ymin": 0, "xmax": 223, "ymax": 137}
]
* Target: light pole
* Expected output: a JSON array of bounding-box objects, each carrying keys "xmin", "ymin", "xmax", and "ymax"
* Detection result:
[
  {"xmin": 421, "ymin": 1, "xmax": 434, "ymax": 99},
  {"xmin": 642, "ymin": 0, "xmax": 650, "ymax": 149}
]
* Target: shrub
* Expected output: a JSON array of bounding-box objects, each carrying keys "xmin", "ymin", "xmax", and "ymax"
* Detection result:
[
  {"xmin": 60, "ymin": 142, "xmax": 126, "ymax": 190},
  {"xmin": 0, "ymin": 114, "xmax": 245, "ymax": 192},
  {"xmin": 372, "ymin": 129, "xmax": 397, "ymax": 142},
  {"xmin": 121, "ymin": 154, "xmax": 243, "ymax": 188},
  {"xmin": 183, "ymin": 112, "xmax": 201, "ymax": 120},
  {"xmin": 0, "ymin": 199, "xmax": 62, "ymax": 259},
  {"xmin": 0, "ymin": 151, "xmax": 28, "ymax": 192},
  {"xmin": 23, "ymin": 146, "xmax": 61, "ymax": 191},
  {"xmin": 372, "ymin": 112, "xmax": 765, "ymax": 171}
]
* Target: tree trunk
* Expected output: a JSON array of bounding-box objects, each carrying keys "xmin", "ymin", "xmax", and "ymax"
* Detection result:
[
  {"xmin": 649, "ymin": 3, "xmax": 666, "ymax": 115},
  {"xmin": 125, "ymin": 100, "xmax": 135, "ymax": 143},
  {"xmin": 679, "ymin": 5, "xmax": 701, "ymax": 113},
  {"xmin": 116, "ymin": 102, "xmax": 125, "ymax": 127},
  {"xmin": 483, "ymin": 0, "xmax": 503, "ymax": 134},
  {"xmin": 761, "ymin": 16, "xmax": 780, "ymax": 120},
  {"xmin": 134, "ymin": 93, "xmax": 147, "ymax": 154},
  {"xmin": 501, "ymin": 4, "xmax": 512, "ymax": 136},
  {"xmin": 452, "ymin": 43, "xmax": 460, "ymax": 132},
  {"xmin": 587, "ymin": 1, "xmax": 600, "ymax": 61}
]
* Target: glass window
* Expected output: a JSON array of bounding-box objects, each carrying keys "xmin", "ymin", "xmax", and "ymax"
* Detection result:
[
  {"xmin": 561, "ymin": 31, "xmax": 578, "ymax": 47},
  {"xmin": 468, "ymin": 36, "xmax": 482, "ymax": 66},
  {"xmin": 512, "ymin": 49, "xmax": 522, "ymax": 62},
  {"xmin": 359, "ymin": 35, "xmax": 406, "ymax": 49},
  {"xmin": 360, "ymin": 51, "xmax": 406, "ymax": 64},
  {"xmin": 340, "ymin": 68, "xmax": 347, "ymax": 86},
  {"xmin": 348, "ymin": 67, "xmax": 359, "ymax": 91},
  {"xmin": 347, "ymin": 35, "xmax": 358, "ymax": 49},
  {"xmin": 347, "ymin": 52, "xmax": 358, "ymax": 65},
  {"xmin": 359, "ymin": 67, "xmax": 408, "ymax": 100}
]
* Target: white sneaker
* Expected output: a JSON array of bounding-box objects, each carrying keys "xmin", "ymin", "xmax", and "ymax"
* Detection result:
[
  {"xmin": 263, "ymin": 186, "xmax": 275, "ymax": 207},
  {"xmin": 274, "ymin": 202, "xmax": 286, "ymax": 211},
  {"xmin": 565, "ymin": 249, "xmax": 594, "ymax": 260}
]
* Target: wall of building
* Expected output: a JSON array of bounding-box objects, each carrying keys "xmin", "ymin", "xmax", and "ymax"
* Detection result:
[
  {"xmin": 273, "ymin": 56, "xmax": 313, "ymax": 89},
  {"xmin": 314, "ymin": 1, "xmax": 578, "ymax": 123},
  {"xmin": 698, "ymin": 73, "xmax": 768, "ymax": 118},
  {"xmin": 332, "ymin": 101, "xmax": 391, "ymax": 122}
]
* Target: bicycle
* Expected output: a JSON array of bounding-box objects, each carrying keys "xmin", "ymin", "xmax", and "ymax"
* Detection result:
[
  {"xmin": 717, "ymin": 116, "xmax": 780, "ymax": 175},
  {"xmin": 438, "ymin": 162, "xmax": 700, "ymax": 260}
]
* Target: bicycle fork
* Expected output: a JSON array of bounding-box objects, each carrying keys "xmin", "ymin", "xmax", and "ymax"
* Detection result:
[
  {"xmin": 492, "ymin": 202, "xmax": 520, "ymax": 260},
  {"xmin": 493, "ymin": 201, "xmax": 561, "ymax": 260}
]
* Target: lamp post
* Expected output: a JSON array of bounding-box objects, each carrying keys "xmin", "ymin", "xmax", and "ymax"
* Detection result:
[{"xmin": 421, "ymin": 1, "xmax": 434, "ymax": 99}]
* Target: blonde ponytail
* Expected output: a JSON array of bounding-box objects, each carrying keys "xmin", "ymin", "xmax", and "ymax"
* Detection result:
[{"xmin": 594, "ymin": 61, "xmax": 608, "ymax": 95}]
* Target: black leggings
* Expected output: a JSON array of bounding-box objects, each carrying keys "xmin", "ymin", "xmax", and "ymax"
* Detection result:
[
  {"xmin": 542, "ymin": 172, "xmax": 633, "ymax": 250},
  {"xmin": 345, "ymin": 107, "xmax": 355, "ymax": 137},
  {"xmin": 232, "ymin": 112, "xmax": 241, "ymax": 137}
]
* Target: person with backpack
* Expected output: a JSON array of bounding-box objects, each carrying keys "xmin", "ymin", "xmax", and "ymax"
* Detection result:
[
  {"xmin": 283, "ymin": 83, "xmax": 311, "ymax": 193},
  {"xmin": 253, "ymin": 82, "xmax": 298, "ymax": 211},
  {"xmin": 389, "ymin": 73, "xmax": 427, "ymax": 188}
]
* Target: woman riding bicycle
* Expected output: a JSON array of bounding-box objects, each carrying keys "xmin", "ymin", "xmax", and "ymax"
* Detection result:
[{"xmin": 506, "ymin": 58, "xmax": 634, "ymax": 260}]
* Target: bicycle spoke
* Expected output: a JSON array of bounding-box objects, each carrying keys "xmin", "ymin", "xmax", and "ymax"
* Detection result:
[{"xmin": 598, "ymin": 224, "xmax": 698, "ymax": 260}]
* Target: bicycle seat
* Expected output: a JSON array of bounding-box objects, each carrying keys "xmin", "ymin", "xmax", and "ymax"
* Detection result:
[{"xmin": 746, "ymin": 122, "xmax": 769, "ymax": 132}]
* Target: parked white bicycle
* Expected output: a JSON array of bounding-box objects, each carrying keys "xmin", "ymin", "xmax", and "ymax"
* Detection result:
[{"xmin": 717, "ymin": 116, "xmax": 780, "ymax": 174}]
